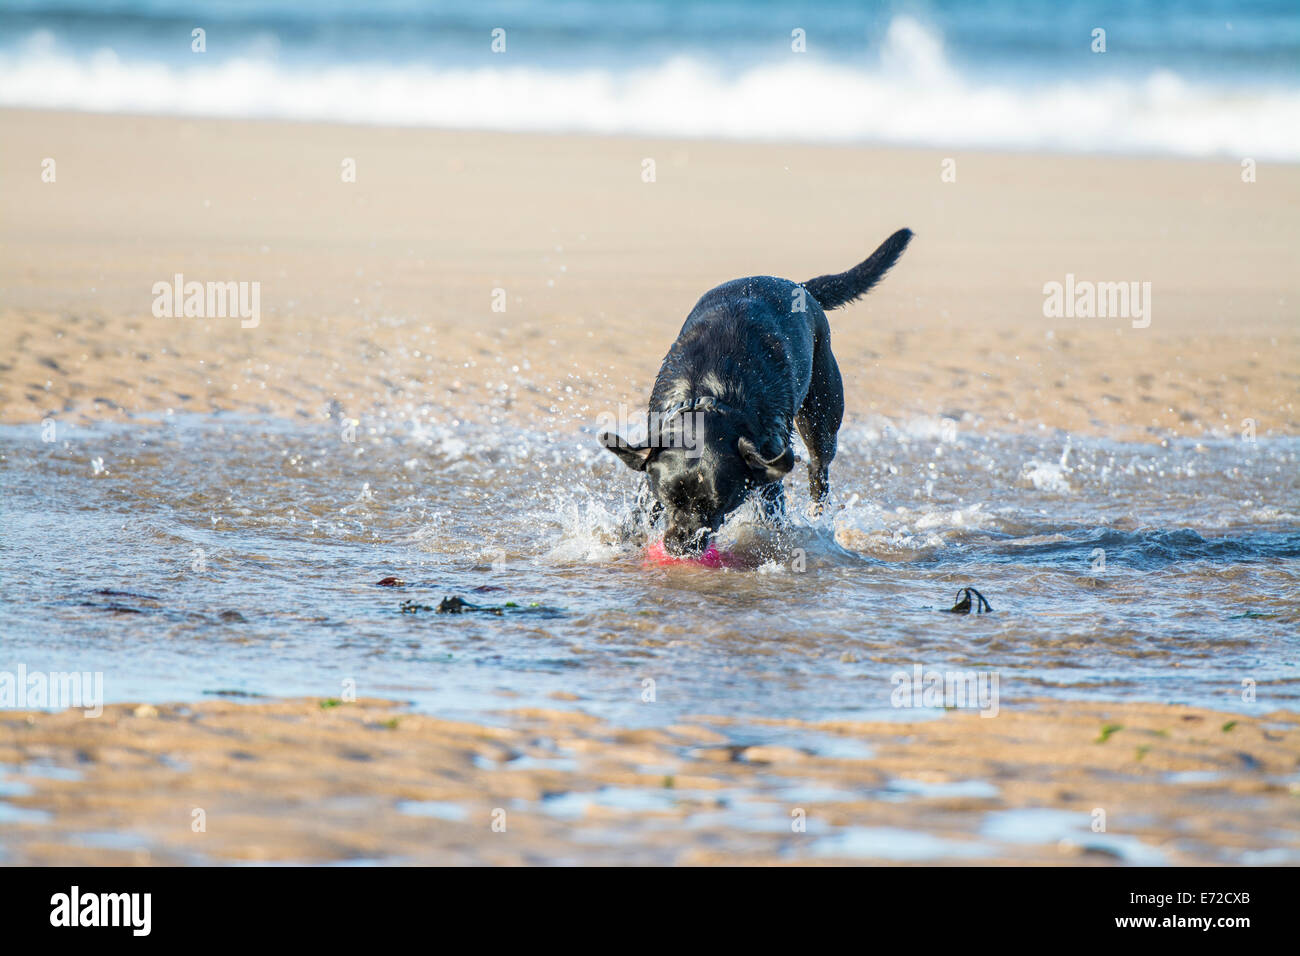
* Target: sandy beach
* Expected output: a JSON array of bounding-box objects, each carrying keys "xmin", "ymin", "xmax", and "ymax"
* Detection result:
[
  {"xmin": 2, "ymin": 696, "xmax": 1296, "ymax": 865},
  {"xmin": 1, "ymin": 108, "xmax": 1298, "ymax": 866},
  {"xmin": 2, "ymin": 108, "xmax": 1296, "ymax": 438}
]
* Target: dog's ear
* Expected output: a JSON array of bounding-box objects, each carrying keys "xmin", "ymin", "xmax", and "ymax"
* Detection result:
[
  {"xmin": 737, "ymin": 436, "xmax": 796, "ymax": 482},
  {"xmin": 600, "ymin": 432, "xmax": 656, "ymax": 471}
]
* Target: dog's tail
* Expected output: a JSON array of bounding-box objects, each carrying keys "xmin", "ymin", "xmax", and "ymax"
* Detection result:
[{"xmin": 802, "ymin": 228, "xmax": 913, "ymax": 311}]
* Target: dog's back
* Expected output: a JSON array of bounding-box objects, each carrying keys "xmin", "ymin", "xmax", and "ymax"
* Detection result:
[
  {"xmin": 653, "ymin": 276, "xmax": 817, "ymax": 424},
  {"xmin": 651, "ymin": 228, "xmax": 914, "ymax": 428}
]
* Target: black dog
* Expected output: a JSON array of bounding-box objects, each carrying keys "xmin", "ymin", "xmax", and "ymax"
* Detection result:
[{"xmin": 601, "ymin": 228, "xmax": 912, "ymax": 556}]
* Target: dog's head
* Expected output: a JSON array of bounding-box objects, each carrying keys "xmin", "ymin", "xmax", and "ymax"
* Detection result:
[{"xmin": 601, "ymin": 411, "xmax": 795, "ymax": 556}]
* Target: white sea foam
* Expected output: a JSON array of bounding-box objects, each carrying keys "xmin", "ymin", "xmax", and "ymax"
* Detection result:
[
  {"xmin": 3, "ymin": 18, "xmax": 1297, "ymax": 159},
  {"xmin": 1018, "ymin": 460, "xmax": 1074, "ymax": 494}
]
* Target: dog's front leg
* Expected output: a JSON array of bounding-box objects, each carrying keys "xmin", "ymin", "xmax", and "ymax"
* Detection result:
[{"xmin": 807, "ymin": 462, "xmax": 830, "ymax": 514}]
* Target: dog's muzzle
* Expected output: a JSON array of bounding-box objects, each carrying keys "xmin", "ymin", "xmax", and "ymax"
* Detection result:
[{"xmin": 663, "ymin": 525, "xmax": 713, "ymax": 557}]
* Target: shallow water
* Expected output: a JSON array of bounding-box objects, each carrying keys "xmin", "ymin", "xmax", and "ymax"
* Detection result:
[{"xmin": 1, "ymin": 414, "xmax": 1297, "ymax": 731}]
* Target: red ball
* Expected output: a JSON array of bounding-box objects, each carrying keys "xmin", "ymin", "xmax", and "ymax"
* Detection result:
[{"xmin": 644, "ymin": 538, "xmax": 736, "ymax": 568}]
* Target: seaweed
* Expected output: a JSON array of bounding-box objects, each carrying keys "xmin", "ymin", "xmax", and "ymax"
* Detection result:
[
  {"xmin": 400, "ymin": 595, "xmax": 564, "ymax": 618},
  {"xmin": 943, "ymin": 587, "xmax": 993, "ymax": 614},
  {"xmin": 1095, "ymin": 723, "xmax": 1124, "ymax": 743}
]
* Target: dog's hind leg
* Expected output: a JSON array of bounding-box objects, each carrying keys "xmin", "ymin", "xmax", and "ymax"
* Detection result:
[
  {"xmin": 795, "ymin": 320, "xmax": 845, "ymax": 515},
  {"xmin": 795, "ymin": 408, "xmax": 837, "ymax": 514}
]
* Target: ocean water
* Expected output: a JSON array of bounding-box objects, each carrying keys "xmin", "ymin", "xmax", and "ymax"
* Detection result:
[
  {"xmin": 1, "ymin": 0, "xmax": 1298, "ymax": 158},
  {"xmin": 1, "ymin": 414, "xmax": 1296, "ymax": 726}
]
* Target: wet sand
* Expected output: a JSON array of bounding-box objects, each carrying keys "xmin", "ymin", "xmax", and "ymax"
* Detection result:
[
  {"xmin": 1, "ymin": 108, "xmax": 1297, "ymax": 439},
  {"xmin": 1, "ymin": 109, "xmax": 1298, "ymax": 865},
  {"xmin": 1, "ymin": 697, "xmax": 1295, "ymax": 865}
]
